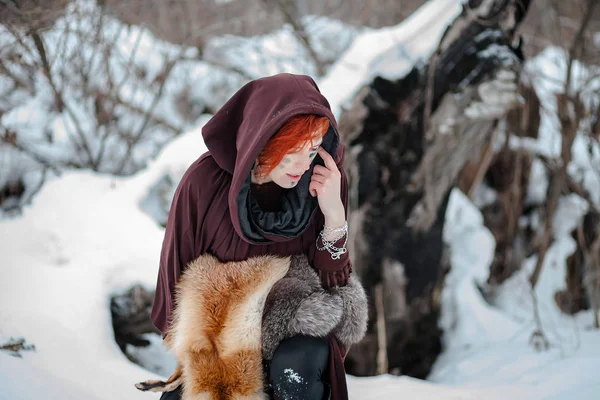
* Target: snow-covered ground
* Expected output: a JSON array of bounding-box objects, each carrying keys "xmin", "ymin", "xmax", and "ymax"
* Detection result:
[{"xmin": 2, "ymin": 0, "xmax": 600, "ymax": 399}]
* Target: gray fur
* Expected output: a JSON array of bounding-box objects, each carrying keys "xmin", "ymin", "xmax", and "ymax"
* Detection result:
[
  {"xmin": 262, "ymin": 255, "xmax": 368, "ymax": 360},
  {"xmin": 330, "ymin": 275, "xmax": 369, "ymax": 349},
  {"xmin": 289, "ymin": 292, "xmax": 343, "ymax": 336}
]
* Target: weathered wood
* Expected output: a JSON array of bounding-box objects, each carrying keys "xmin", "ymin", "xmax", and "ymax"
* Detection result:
[
  {"xmin": 0, "ymin": 337, "xmax": 36, "ymax": 358},
  {"xmin": 110, "ymin": 284, "xmax": 160, "ymax": 352},
  {"xmin": 339, "ymin": 0, "xmax": 531, "ymax": 377}
]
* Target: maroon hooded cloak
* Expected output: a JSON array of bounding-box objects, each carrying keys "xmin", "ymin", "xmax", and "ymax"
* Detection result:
[{"xmin": 151, "ymin": 73, "xmax": 352, "ymax": 399}]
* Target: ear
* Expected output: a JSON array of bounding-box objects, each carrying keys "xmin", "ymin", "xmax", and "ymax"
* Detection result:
[{"xmin": 250, "ymin": 161, "xmax": 264, "ymax": 183}]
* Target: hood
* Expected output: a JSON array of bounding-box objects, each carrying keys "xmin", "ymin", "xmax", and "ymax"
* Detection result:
[{"xmin": 202, "ymin": 73, "xmax": 341, "ymax": 244}]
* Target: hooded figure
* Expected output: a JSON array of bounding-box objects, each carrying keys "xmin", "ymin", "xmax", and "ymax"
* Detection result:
[{"xmin": 151, "ymin": 73, "xmax": 353, "ymax": 400}]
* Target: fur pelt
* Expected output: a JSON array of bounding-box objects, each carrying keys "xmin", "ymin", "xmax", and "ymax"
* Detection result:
[
  {"xmin": 137, "ymin": 254, "xmax": 290, "ymax": 399},
  {"xmin": 135, "ymin": 254, "xmax": 368, "ymax": 399},
  {"xmin": 262, "ymin": 255, "xmax": 368, "ymax": 360}
]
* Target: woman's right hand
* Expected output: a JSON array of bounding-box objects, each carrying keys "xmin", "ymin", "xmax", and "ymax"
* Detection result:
[{"xmin": 318, "ymin": 265, "xmax": 351, "ymax": 290}]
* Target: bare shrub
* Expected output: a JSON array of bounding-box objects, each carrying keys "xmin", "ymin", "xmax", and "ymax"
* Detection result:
[{"xmin": 100, "ymin": 0, "xmax": 424, "ymax": 48}]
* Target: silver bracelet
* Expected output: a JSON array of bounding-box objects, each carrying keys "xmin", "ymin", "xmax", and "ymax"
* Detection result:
[
  {"xmin": 323, "ymin": 222, "xmax": 348, "ymax": 237},
  {"xmin": 316, "ymin": 222, "xmax": 348, "ymax": 260}
]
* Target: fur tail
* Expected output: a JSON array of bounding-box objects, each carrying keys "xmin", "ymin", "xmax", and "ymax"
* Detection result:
[{"xmin": 135, "ymin": 364, "xmax": 183, "ymax": 393}]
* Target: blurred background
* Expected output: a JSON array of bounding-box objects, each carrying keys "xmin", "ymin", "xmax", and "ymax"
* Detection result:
[{"xmin": 1, "ymin": 0, "xmax": 599, "ymax": 399}]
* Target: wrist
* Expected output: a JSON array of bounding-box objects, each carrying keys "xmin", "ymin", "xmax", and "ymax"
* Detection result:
[
  {"xmin": 323, "ymin": 206, "xmax": 345, "ymax": 228},
  {"xmin": 322, "ymin": 220, "xmax": 347, "ymax": 242}
]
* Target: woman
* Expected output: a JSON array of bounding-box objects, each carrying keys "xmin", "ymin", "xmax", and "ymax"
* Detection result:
[{"xmin": 151, "ymin": 73, "xmax": 352, "ymax": 400}]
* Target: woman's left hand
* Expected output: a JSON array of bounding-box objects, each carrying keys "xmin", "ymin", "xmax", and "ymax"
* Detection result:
[{"xmin": 309, "ymin": 147, "xmax": 345, "ymax": 225}]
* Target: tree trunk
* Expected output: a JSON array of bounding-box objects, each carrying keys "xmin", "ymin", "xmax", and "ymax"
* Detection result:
[{"xmin": 339, "ymin": 0, "xmax": 532, "ymax": 377}]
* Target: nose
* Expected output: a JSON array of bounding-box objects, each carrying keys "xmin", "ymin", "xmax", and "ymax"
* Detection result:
[{"xmin": 295, "ymin": 157, "xmax": 312, "ymax": 171}]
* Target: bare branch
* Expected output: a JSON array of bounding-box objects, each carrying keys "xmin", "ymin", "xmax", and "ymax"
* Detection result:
[
  {"xmin": 529, "ymin": 95, "xmax": 581, "ymax": 288},
  {"xmin": 30, "ymin": 30, "xmax": 97, "ymax": 168},
  {"xmin": 564, "ymin": 0, "xmax": 600, "ymax": 94},
  {"xmin": 5, "ymin": 167, "xmax": 48, "ymax": 213},
  {"xmin": 82, "ymin": 6, "xmax": 112, "ymax": 88},
  {"xmin": 112, "ymin": 95, "xmax": 181, "ymax": 134},
  {"xmin": 265, "ymin": 0, "xmax": 326, "ymax": 76},
  {"xmin": 0, "ymin": 59, "xmax": 31, "ymax": 91},
  {"xmin": 590, "ymin": 231, "xmax": 600, "ymax": 328},
  {"xmin": 530, "ymin": 0, "xmax": 599, "ymax": 288},
  {"xmin": 114, "ymin": 51, "xmax": 183, "ymax": 175},
  {"xmin": 113, "ymin": 26, "xmax": 144, "ymax": 93},
  {"xmin": 194, "ymin": 56, "xmax": 256, "ymax": 81},
  {"xmin": 374, "ymin": 283, "xmax": 388, "ymax": 375},
  {"xmin": 1, "ymin": 125, "xmax": 61, "ymax": 175},
  {"xmin": 529, "ymin": 288, "xmax": 551, "ymax": 351}
]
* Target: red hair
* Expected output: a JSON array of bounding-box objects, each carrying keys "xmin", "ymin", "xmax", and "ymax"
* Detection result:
[{"xmin": 255, "ymin": 114, "xmax": 329, "ymax": 178}]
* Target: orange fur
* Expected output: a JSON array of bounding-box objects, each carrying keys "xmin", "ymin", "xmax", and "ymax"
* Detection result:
[
  {"xmin": 134, "ymin": 364, "xmax": 182, "ymax": 392},
  {"xmin": 167, "ymin": 254, "xmax": 290, "ymax": 400}
]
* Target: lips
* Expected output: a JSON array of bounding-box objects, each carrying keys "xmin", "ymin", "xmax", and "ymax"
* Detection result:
[{"xmin": 286, "ymin": 173, "xmax": 301, "ymax": 180}]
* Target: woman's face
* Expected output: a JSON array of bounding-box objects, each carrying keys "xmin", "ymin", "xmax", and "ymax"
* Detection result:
[{"xmin": 258, "ymin": 138, "xmax": 323, "ymax": 188}]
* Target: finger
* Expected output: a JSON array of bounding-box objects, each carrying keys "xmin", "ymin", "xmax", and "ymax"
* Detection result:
[
  {"xmin": 338, "ymin": 270, "xmax": 348, "ymax": 286},
  {"xmin": 310, "ymin": 181, "xmax": 324, "ymax": 195},
  {"xmin": 309, "ymin": 181, "xmax": 322, "ymax": 197},
  {"xmin": 319, "ymin": 271, "xmax": 331, "ymax": 289},
  {"xmin": 310, "ymin": 174, "xmax": 326, "ymax": 184},
  {"xmin": 326, "ymin": 273, "xmax": 333, "ymax": 289},
  {"xmin": 330, "ymin": 272, "xmax": 339, "ymax": 288},
  {"xmin": 312, "ymin": 165, "xmax": 330, "ymax": 176},
  {"xmin": 317, "ymin": 147, "xmax": 338, "ymax": 172},
  {"xmin": 334, "ymin": 271, "xmax": 343, "ymax": 286}
]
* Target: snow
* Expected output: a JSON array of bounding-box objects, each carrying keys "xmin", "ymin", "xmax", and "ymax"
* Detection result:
[
  {"xmin": 125, "ymin": 333, "xmax": 178, "ymax": 378},
  {"xmin": 318, "ymin": 0, "xmax": 463, "ymax": 117},
  {"xmin": 205, "ymin": 15, "xmax": 358, "ymax": 79},
  {"xmin": 0, "ymin": 1, "xmax": 353, "ymax": 185},
  {"xmin": 427, "ymin": 42, "xmax": 600, "ymax": 400},
  {"xmin": 0, "ymin": 119, "xmax": 209, "ymax": 399},
  {"xmin": 431, "ymin": 190, "xmax": 600, "ymax": 400},
  {"xmin": 526, "ymin": 158, "xmax": 549, "ymax": 205},
  {"xmin": 1, "ymin": 0, "xmax": 600, "ymax": 399},
  {"xmin": 0, "ymin": 355, "xmax": 106, "ymax": 400},
  {"xmin": 515, "ymin": 46, "xmax": 600, "ymax": 210},
  {"xmin": 283, "ymin": 368, "xmax": 303, "ymax": 384}
]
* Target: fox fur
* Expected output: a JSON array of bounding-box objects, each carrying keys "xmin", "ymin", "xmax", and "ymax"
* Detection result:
[
  {"xmin": 137, "ymin": 254, "xmax": 290, "ymax": 400},
  {"xmin": 135, "ymin": 254, "xmax": 368, "ymax": 399},
  {"xmin": 261, "ymin": 254, "xmax": 368, "ymax": 360}
]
